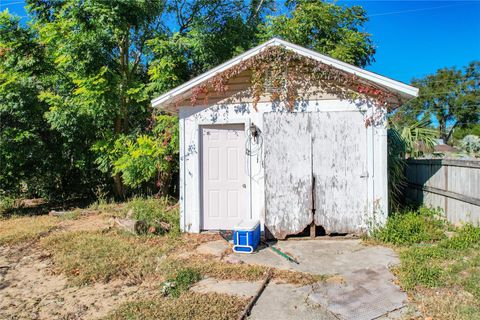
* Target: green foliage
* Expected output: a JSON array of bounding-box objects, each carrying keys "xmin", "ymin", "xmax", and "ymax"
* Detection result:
[
  {"xmin": 1, "ymin": 0, "xmax": 383, "ymax": 200},
  {"xmin": 452, "ymin": 123, "xmax": 480, "ymax": 142},
  {"xmin": 395, "ymin": 61, "xmax": 479, "ymax": 144},
  {"xmin": 397, "ymin": 223, "xmax": 480, "ymax": 294},
  {"xmin": 258, "ymin": 0, "xmax": 375, "ymax": 67},
  {"xmin": 387, "ymin": 119, "xmax": 438, "ymax": 208},
  {"xmin": 393, "ymin": 118, "xmax": 438, "ymax": 158},
  {"xmin": 162, "ymin": 268, "xmax": 202, "ymax": 298},
  {"xmin": 387, "ymin": 128, "xmax": 407, "ymax": 209},
  {"xmin": 126, "ymin": 197, "xmax": 180, "ymax": 236},
  {"xmin": 113, "ymin": 116, "xmax": 178, "ymax": 190},
  {"xmin": 371, "ymin": 207, "xmax": 447, "ymax": 245},
  {"xmin": 460, "ymin": 135, "xmax": 480, "ymax": 154},
  {"xmin": 0, "ymin": 196, "xmax": 16, "ymax": 217},
  {"xmin": 373, "ymin": 207, "xmax": 480, "ymax": 318}
]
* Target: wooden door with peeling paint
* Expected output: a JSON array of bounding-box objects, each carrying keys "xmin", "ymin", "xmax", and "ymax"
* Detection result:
[
  {"xmin": 263, "ymin": 113, "xmax": 313, "ymax": 239},
  {"xmin": 311, "ymin": 112, "xmax": 368, "ymax": 234},
  {"xmin": 263, "ymin": 112, "xmax": 368, "ymax": 239}
]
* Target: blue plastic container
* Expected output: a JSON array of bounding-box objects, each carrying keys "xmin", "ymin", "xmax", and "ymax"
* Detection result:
[{"xmin": 233, "ymin": 220, "xmax": 260, "ymax": 253}]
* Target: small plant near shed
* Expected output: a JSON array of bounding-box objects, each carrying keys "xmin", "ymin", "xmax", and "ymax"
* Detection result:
[
  {"xmin": 371, "ymin": 207, "xmax": 446, "ymax": 245},
  {"xmin": 161, "ymin": 268, "xmax": 202, "ymax": 298}
]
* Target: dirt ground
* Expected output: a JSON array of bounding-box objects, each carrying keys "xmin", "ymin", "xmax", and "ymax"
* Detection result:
[
  {"xmin": 0, "ymin": 215, "xmax": 158, "ymax": 320},
  {"xmin": 1, "ymin": 213, "xmax": 415, "ymax": 320}
]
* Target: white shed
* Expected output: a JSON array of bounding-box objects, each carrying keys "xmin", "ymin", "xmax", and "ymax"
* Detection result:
[{"xmin": 152, "ymin": 38, "xmax": 418, "ymax": 239}]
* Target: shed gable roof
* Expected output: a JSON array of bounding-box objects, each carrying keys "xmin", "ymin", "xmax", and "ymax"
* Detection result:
[{"xmin": 151, "ymin": 38, "xmax": 418, "ymax": 111}]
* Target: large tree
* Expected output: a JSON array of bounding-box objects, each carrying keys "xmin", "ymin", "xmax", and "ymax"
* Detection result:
[
  {"xmin": 395, "ymin": 62, "xmax": 480, "ymax": 144},
  {"xmin": 258, "ymin": 0, "xmax": 375, "ymax": 67},
  {"xmin": 1, "ymin": 0, "xmax": 379, "ymax": 199}
]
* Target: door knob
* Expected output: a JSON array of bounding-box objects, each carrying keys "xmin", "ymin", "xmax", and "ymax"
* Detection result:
[{"xmin": 242, "ymin": 184, "xmax": 246, "ymax": 188}]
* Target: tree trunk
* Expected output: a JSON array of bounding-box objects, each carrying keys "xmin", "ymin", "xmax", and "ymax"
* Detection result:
[
  {"xmin": 439, "ymin": 119, "xmax": 447, "ymax": 143},
  {"xmin": 112, "ymin": 30, "xmax": 131, "ymax": 199},
  {"xmin": 445, "ymin": 121, "xmax": 458, "ymax": 145}
]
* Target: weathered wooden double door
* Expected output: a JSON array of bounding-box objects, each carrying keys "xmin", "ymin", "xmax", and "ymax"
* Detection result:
[{"xmin": 263, "ymin": 112, "xmax": 368, "ymax": 239}]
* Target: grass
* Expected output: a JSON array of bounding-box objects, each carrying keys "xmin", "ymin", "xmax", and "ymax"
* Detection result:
[
  {"xmin": 372, "ymin": 207, "xmax": 480, "ymax": 320},
  {"xmin": 163, "ymin": 254, "xmax": 324, "ymax": 285},
  {"xmin": 104, "ymin": 292, "xmax": 249, "ymax": 320},
  {"xmin": 371, "ymin": 206, "xmax": 447, "ymax": 245},
  {"xmin": 1, "ymin": 197, "xmax": 327, "ymax": 319},
  {"xmin": 40, "ymin": 230, "xmax": 173, "ymax": 285},
  {"xmin": 125, "ymin": 197, "xmax": 180, "ymax": 236},
  {"xmin": 0, "ymin": 215, "xmax": 59, "ymax": 246},
  {"xmin": 162, "ymin": 267, "xmax": 202, "ymax": 297}
]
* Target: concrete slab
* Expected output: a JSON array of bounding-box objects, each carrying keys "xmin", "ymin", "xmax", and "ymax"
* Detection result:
[
  {"xmin": 225, "ymin": 239, "xmax": 410, "ymax": 320},
  {"xmin": 308, "ymin": 266, "xmax": 408, "ymax": 320},
  {"xmin": 226, "ymin": 240, "xmax": 399, "ymax": 276},
  {"xmin": 190, "ymin": 278, "xmax": 262, "ymax": 297},
  {"xmin": 195, "ymin": 240, "xmax": 230, "ymax": 258},
  {"xmin": 248, "ymin": 283, "xmax": 337, "ymax": 320}
]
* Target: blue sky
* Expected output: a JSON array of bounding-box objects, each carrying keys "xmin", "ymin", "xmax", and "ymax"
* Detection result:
[{"xmin": 1, "ymin": 0, "xmax": 479, "ymax": 84}]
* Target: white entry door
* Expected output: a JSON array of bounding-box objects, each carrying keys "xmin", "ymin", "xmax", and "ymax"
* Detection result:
[{"xmin": 201, "ymin": 124, "xmax": 248, "ymax": 230}]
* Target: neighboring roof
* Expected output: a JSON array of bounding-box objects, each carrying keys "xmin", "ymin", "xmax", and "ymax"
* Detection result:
[
  {"xmin": 151, "ymin": 38, "xmax": 419, "ymax": 110},
  {"xmin": 434, "ymin": 144, "xmax": 459, "ymax": 153}
]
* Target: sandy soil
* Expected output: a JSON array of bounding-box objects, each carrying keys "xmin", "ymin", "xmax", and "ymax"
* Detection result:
[{"xmin": 0, "ymin": 215, "xmax": 157, "ymax": 320}]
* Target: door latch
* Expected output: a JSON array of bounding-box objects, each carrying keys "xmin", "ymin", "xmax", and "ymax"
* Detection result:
[{"xmin": 360, "ymin": 172, "xmax": 369, "ymax": 178}]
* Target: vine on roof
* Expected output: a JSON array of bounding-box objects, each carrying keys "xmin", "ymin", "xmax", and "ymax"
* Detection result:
[{"xmin": 186, "ymin": 46, "xmax": 401, "ymax": 127}]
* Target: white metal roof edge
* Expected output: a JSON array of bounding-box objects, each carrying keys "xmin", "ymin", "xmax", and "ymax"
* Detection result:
[{"xmin": 151, "ymin": 38, "xmax": 418, "ymax": 109}]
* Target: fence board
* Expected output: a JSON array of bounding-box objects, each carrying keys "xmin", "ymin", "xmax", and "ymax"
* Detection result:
[{"xmin": 405, "ymin": 159, "xmax": 480, "ymax": 225}]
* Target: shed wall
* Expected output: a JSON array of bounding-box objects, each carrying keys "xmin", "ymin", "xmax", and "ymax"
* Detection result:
[{"xmin": 179, "ymin": 100, "xmax": 388, "ymax": 235}]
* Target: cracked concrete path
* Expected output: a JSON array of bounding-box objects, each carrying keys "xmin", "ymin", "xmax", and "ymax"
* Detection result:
[
  {"xmin": 222, "ymin": 239, "xmax": 412, "ymax": 320},
  {"xmin": 248, "ymin": 282, "xmax": 337, "ymax": 320}
]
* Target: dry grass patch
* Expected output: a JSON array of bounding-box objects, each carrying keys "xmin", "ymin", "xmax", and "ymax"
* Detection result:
[
  {"xmin": 164, "ymin": 255, "xmax": 324, "ymax": 285},
  {"xmin": 40, "ymin": 230, "xmax": 174, "ymax": 285},
  {"xmin": 0, "ymin": 215, "xmax": 59, "ymax": 246},
  {"xmin": 104, "ymin": 292, "xmax": 249, "ymax": 320},
  {"xmin": 413, "ymin": 287, "xmax": 479, "ymax": 320}
]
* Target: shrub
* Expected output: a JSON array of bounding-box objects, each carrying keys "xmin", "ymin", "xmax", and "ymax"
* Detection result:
[
  {"xmin": 460, "ymin": 135, "xmax": 480, "ymax": 154},
  {"xmin": 126, "ymin": 197, "xmax": 180, "ymax": 236},
  {"xmin": 372, "ymin": 207, "xmax": 446, "ymax": 245},
  {"xmin": 0, "ymin": 196, "xmax": 16, "ymax": 217}
]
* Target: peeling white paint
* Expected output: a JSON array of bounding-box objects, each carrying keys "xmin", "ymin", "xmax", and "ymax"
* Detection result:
[{"xmin": 179, "ymin": 99, "xmax": 388, "ymax": 236}]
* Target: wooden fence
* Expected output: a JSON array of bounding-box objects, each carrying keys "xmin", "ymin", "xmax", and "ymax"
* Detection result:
[{"xmin": 405, "ymin": 159, "xmax": 480, "ymax": 225}]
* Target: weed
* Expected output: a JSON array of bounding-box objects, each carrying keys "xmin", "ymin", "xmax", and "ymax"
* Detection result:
[
  {"xmin": 373, "ymin": 208, "xmax": 480, "ymax": 319},
  {"xmin": 162, "ymin": 268, "xmax": 202, "ymax": 297},
  {"xmin": 104, "ymin": 292, "xmax": 248, "ymax": 320},
  {"xmin": 125, "ymin": 197, "xmax": 180, "ymax": 236},
  {"xmin": 0, "ymin": 215, "xmax": 58, "ymax": 245},
  {"xmin": 371, "ymin": 207, "xmax": 446, "ymax": 245},
  {"xmin": 441, "ymin": 223, "xmax": 480, "ymax": 250}
]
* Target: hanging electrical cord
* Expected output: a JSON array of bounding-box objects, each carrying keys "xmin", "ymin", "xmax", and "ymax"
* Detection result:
[{"xmin": 245, "ymin": 123, "xmax": 264, "ymax": 179}]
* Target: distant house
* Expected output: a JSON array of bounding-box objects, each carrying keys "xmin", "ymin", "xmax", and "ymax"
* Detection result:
[
  {"xmin": 433, "ymin": 139, "xmax": 459, "ymax": 154},
  {"xmin": 152, "ymin": 38, "xmax": 418, "ymax": 239}
]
